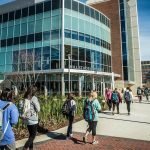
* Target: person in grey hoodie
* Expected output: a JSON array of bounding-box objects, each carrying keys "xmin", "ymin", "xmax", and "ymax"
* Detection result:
[{"xmin": 23, "ymin": 86, "xmax": 40, "ymax": 150}]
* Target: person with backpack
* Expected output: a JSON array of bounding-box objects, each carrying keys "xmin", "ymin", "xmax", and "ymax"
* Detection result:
[
  {"xmin": 0, "ymin": 89, "xmax": 19, "ymax": 150},
  {"xmin": 137, "ymin": 87, "xmax": 143, "ymax": 102},
  {"xmin": 62, "ymin": 93, "xmax": 76, "ymax": 139},
  {"xmin": 144, "ymin": 87, "xmax": 149, "ymax": 101},
  {"xmin": 111, "ymin": 88, "xmax": 122, "ymax": 115},
  {"xmin": 83, "ymin": 91, "xmax": 101, "ymax": 145},
  {"xmin": 105, "ymin": 88, "xmax": 112, "ymax": 111},
  {"xmin": 124, "ymin": 87, "xmax": 132, "ymax": 115},
  {"xmin": 23, "ymin": 86, "xmax": 40, "ymax": 150}
]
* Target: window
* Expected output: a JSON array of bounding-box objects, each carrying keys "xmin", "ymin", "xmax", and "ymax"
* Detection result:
[
  {"xmin": 79, "ymin": 47, "xmax": 85, "ymax": 61},
  {"xmin": 65, "ymin": 45, "xmax": 71, "ymax": 59},
  {"xmin": 91, "ymin": 36, "xmax": 95, "ymax": 44},
  {"xmin": 36, "ymin": 3, "xmax": 43, "ymax": 14},
  {"xmin": 95, "ymin": 11, "xmax": 99, "ymax": 21},
  {"xmin": 86, "ymin": 49, "xmax": 91, "ymax": 62},
  {"xmin": 51, "ymin": 46, "xmax": 59, "ymax": 59},
  {"xmin": 20, "ymin": 36, "xmax": 26, "ymax": 44},
  {"xmin": 85, "ymin": 34, "xmax": 90, "ymax": 43},
  {"xmin": 51, "ymin": 30, "xmax": 59, "ymax": 40},
  {"xmin": 35, "ymin": 20, "xmax": 42, "ymax": 33},
  {"xmin": 96, "ymin": 38, "xmax": 100, "ymax": 46},
  {"xmin": 22, "ymin": 7, "xmax": 28, "ymax": 18},
  {"xmin": 72, "ymin": 46, "xmax": 78, "ymax": 60},
  {"xmin": 72, "ymin": 1, "xmax": 78, "ymax": 12},
  {"xmin": 122, "ymin": 31, "xmax": 126, "ymax": 42},
  {"xmin": 52, "ymin": 0, "xmax": 62, "ymax": 10},
  {"xmin": 65, "ymin": 29, "xmax": 71, "ymax": 38},
  {"xmin": 90, "ymin": 8, "xmax": 95, "ymax": 18},
  {"xmin": 7, "ymin": 38, "xmax": 13, "ymax": 46},
  {"xmin": 43, "ymin": 31, "xmax": 50, "ymax": 41},
  {"xmin": 27, "ymin": 34, "xmax": 34, "ymax": 43},
  {"xmin": 85, "ymin": 6, "xmax": 90, "ymax": 16},
  {"xmin": 9, "ymin": 11, "xmax": 15, "ymax": 21},
  {"xmin": 15, "ymin": 9, "xmax": 21, "ymax": 19},
  {"xmin": 1, "ymin": 40, "xmax": 6, "ymax": 47},
  {"xmin": 3, "ymin": 13, "xmax": 8, "ymax": 22},
  {"xmin": 0, "ymin": 15, "xmax": 2, "ymax": 23},
  {"xmin": 29, "ymin": 5, "xmax": 35, "ymax": 16},
  {"xmin": 79, "ymin": 32, "xmax": 84, "ymax": 41},
  {"xmin": 35, "ymin": 32, "xmax": 42, "ymax": 41},
  {"xmin": 14, "ymin": 37, "xmax": 19, "ymax": 45},
  {"xmin": 21, "ymin": 23, "xmax": 27, "ymax": 35},
  {"xmin": 65, "ymin": 0, "xmax": 71, "ymax": 9},
  {"xmin": 28, "ymin": 21, "xmax": 35, "ymax": 34},
  {"xmin": 72, "ymin": 31, "xmax": 78, "ymax": 40},
  {"xmin": 79, "ymin": 3, "xmax": 84, "ymax": 14},
  {"xmin": 44, "ymin": 1, "xmax": 51, "ymax": 12}
]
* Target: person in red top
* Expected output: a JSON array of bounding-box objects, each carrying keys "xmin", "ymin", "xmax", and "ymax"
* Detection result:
[{"xmin": 105, "ymin": 88, "xmax": 112, "ymax": 111}]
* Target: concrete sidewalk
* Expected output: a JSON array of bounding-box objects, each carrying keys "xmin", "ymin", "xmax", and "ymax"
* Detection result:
[{"xmin": 16, "ymin": 98, "xmax": 150, "ymax": 148}]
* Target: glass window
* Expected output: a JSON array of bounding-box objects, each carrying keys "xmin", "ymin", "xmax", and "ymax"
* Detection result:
[
  {"xmin": 20, "ymin": 35, "xmax": 26, "ymax": 44},
  {"xmin": 9, "ymin": 11, "xmax": 15, "ymax": 21},
  {"xmin": 95, "ymin": 11, "xmax": 99, "ymax": 21},
  {"xmin": 36, "ymin": 3, "xmax": 43, "ymax": 14},
  {"xmin": 43, "ymin": 31, "xmax": 50, "ymax": 41},
  {"xmin": 91, "ymin": 36, "xmax": 95, "ymax": 44},
  {"xmin": 35, "ymin": 19, "xmax": 42, "ymax": 33},
  {"xmin": 86, "ymin": 49, "xmax": 91, "ymax": 62},
  {"xmin": 79, "ymin": 3, "xmax": 84, "ymax": 14},
  {"xmin": 1, "ymin": 40, "xmax": 6, "ymax": 47},
  {"xmin": 120, "ymin": 10, "xmax": 125, "ymax": 20},
  {"xmin": 35, "ymin": 47, "xmax": 41, "ymax": 61},
  {"xmin": 72, "ymin": 1, "xmax": 78, "ymax": 12},
  {"xmin": 85, "ymin": 34, "xmax": 90, "ymax": 43},
  {"xmin": 21, "ymin": 23, "xmax": 27, "ymax": 35},
  {"xmin": 51, "ymin": 16, "xmax": 59, "ymax": 30},
  {"xmin": 1, "ymin": 28, "xmax": 7, "ymax": 39},
  {"xmin": 29, "ymin": 5, "xmax": 35, "ymax": 16},
  {"xmin": 3, "ymin": 13, "xmax": 8, "ymax": 22},
  {"xmin": 35, "ymin": 32, "xmax": 42, "ymax": 41},
  {"xmin": 122, "ymin": 31, "xmax": 126, "ymax": 42},
  {"xmin": 121, "ymin": 20, "xmax": 126, "ymax": 31},
  {"xmin": 51, "ymin": 30, "xmax": 59, "ymax": 40},
  {"xmin": 15, "ymin": 9, "xmax": 21, "ymax": 19},
  {"xmin": 85, "ymin": 6, "xmax": 90, "ymax": 16},
  {"xmin": 22, "ymin": 7, "xmax": 28, "ymax": 18},
  {"xmin": 43, "ymin": 46, "xmax": 50, "ymax": 60},
  {"xmin": 14, "ymin": 24, "xmax": 20, "ymax": 37},
  {"xmin": 72, "ymin": 31, "xmax": 78, "ymax": 40},
  {"xmin": 0, "ymin": 15, "xmax": 2, "ymax": 23},
  {"xmin": 8, "ymin": 26, "xmax": 14, "ymax": 38},
  {"xmin": 90, "ymin": 8, "xmax": 95, "ymax": 18},
  {"xmin": 43, "ymin": 18, "xmax": 51, "ymax": 31},
  {"xmin": 26, "ymin": 49, "xmax": 34, "ymax": 71},
  {"xmin": 28, "ymin": 21, "xmax": 35, "ymax": 34},
  {"xmin": 79, "ymin": 47, "xmax": 85, "ymax": 61},
  {"xmin": 96, "ymin": 38, "xmax": 100, "ymax": 46},
  {"xmin": 120, "ymin": 2, "xmax": 124, "ymax": 10},
  {"xmin": 123, "ymin": 55, "xmax": 128, "ymax": 66},
  {"xmin": 65, "ymin": 0, "xmax": 71, "ymax": 9},
  {"xmin": 65, "ymin": 29, "xmax": 71, "ymax": 38},
  {"xmin": 79, "ymin": 32, "xmax": 84, "ymax": 41},
  {"xmin": 123, "ymin": 66, "xmax": 128, "ymax": 80},
  {"xmin": 51, "ymin": 46, "xmax": 59, "ymax": 59},
  {"xmin": 14, "ymin": 37, "xmax": 19, "ymax": 45},
  {"xmin": 72, "ymin": 46, "xmax": 78, "ymax": 60},
  {"xmin": 44, "ymin": 1, "xmax": 51, "ymax": 12},
  {"xmin": 27, "ymin": 34, "xmax": 34, "ymax": 43},
  {"xmin": 52, "ymin": 0, "xmax": 62, "ymax": 10},
  {"xmin": 7, "ymin": 38, "xmax": 13, "ymax": 46},
  {"xmin": 65, "ymin": 45, "xmax": 71, "ymax": 59}
]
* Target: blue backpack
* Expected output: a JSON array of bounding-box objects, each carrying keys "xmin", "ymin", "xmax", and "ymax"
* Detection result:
[
  {"xmin": 124, "ymin": 91, "xmax": 131, "ymax": 101},
  {"xmin": 83, "ymin": 99, "xmax": 95, "ymax": 122},
  {"xmin": 111, "ymin": 92, "xmax": 119, "ymax": 102}
]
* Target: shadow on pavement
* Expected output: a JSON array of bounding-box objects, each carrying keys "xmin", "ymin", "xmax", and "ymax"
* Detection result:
[
  {"xmin": 46, "ymin": 132, "xmax": 66, "ymax": 140},
  {"xmin": 71, "ymin": 137, "xmax": 91, "ymax": 145}
]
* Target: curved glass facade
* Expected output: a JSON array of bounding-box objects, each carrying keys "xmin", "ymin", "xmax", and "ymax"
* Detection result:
[{"xmin": 0, "ymin": 0, "xmax": 112, "ymax": 95}]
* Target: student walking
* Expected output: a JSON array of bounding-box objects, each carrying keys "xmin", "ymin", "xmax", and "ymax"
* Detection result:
[
  {"xmin": 144, "ymin": 87, "xmax": 149, "ymax": 101},
  {"xmin": 23, "ymin": 86, "xmax": 40, "ymax": 150},
  {"xmin": 105, "ymin": 88, "xmax": 112, "ymax": 111},
  {"xmin": 83, "ymin": 91, "xmax": 101, "ymax": 145},
  {"xmin": 111, "ymin": 88, "xmax": 122, "ymax": 115},
  {"xmin": 137, "ymin": 87, "xmax": 142, "ymax": 102},
  {"xmin": 0, "ymin": 89, "xmax": 19, "ymax": 150},
  {"xmin": 124, "ymin": 87, "xmax": 132, "ymax": 115}
]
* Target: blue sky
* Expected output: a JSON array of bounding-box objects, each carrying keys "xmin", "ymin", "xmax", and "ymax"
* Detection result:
[{"xmin": 0, "ymin": 0, "xmax": 149, "ymax": 61}]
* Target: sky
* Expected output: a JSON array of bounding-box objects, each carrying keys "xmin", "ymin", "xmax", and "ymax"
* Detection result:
[{"xmin": 0, "ymin": 0, "xmax": 149, "ymax": 61}]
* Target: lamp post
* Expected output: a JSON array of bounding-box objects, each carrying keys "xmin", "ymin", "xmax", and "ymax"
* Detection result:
[{"xmin": 68, "ymin": 54, "xmax": 71, "ymax": 93}]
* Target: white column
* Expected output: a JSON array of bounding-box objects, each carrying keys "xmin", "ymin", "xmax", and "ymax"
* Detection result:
[
  {"xmin": 61, "ymin": 73, "xmax": 65, "ymax": 96},
  {"xmin": 92, "ymin": 75, "xmax": 95, "ymax": 91},
  {"xmin": 79, "ymin": 75, "xmax": 82, "ymax": 96}
]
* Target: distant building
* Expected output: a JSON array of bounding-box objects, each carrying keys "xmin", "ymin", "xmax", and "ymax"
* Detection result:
[
  {"xmin": 141, "ymin": 61, "xmax": 150, "ymax": 87},
  {"xmin": 87, "ymin": 0, "xmax": 142, "ymax": 93}
]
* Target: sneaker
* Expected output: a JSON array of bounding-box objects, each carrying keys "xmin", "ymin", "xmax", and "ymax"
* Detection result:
[
  {"xmin": 92, "ymin": 140, "xmax": 98, "ymax": 145},
  {"xmin": 128, "ymin": 112, "xmax": 130, "ymax": 115},
  {"xmin": 66, "ymin": 136, "xmax": 71, "ymax": 140},
  {"xmin": 70, "ymin": 134, "xmax": 73, "ymax": 138},
  {"xmin": 112, "ymin": 112, "xmax": 114, "ymax": 115},
  {"xmin": 83, "ymin": 136, "xmax": 87, "ymax": 143}
]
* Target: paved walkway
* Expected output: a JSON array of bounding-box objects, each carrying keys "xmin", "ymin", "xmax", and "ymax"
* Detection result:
[{"xmin": 16, "ymin": 98, "xmax": 150, "ymax": 149}]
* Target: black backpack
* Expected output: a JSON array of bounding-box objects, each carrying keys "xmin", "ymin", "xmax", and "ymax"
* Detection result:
[{"xmin": 61, "ymin": 100, "xmax": 71, "ymax": 116}]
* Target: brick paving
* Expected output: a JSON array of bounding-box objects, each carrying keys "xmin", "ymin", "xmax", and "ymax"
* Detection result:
[{"xmin": 35, "ymin": 132, "xmax": 150, "ymax": 150}]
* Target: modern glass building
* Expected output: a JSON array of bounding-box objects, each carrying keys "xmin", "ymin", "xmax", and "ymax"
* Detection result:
[{"xmin": 0, "ymin": 0, "xmax": 112, "ymax": 95}]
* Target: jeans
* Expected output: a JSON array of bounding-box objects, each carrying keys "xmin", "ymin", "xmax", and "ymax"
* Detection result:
[
  {"xmin": 67, "ymin": 115, "xmax": 74, "ymax": 137},
  {"xmin": 107, "ymin": 100, "xmax": 112, "ymax": 110},
  {"xmin": 24, "ymin": 124, "xmax": 38, "ymax": 149},
  {"xmin": 112, "ymin": 102, "xmax": 119, "ymax": 113},
  {"xmin": 0, "ymin": 143, "xmax": 16, "ymax": 150},
  {"xmin": 87, "ymin": 121, "xmax": 97, "ymax": 136},
  {"xmin": 126, "ymin": 101, "xmax": 131, "ymax": 113}
]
